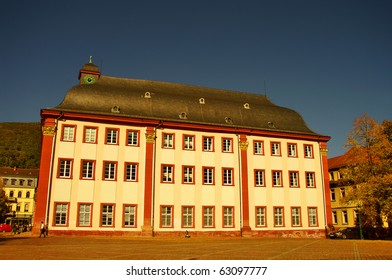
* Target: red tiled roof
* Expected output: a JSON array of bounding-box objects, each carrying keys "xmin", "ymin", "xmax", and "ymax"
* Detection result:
[
  {"xmin": 328, "ymin": 154, "xmax": 347, "ymax": 170},
  {"xmin": 0, "ymin": 167, "xmax": 39, "ymax": 177}
]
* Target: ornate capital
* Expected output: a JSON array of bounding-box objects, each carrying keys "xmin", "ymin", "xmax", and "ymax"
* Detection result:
[
  {"xmin": 145, "ymin": 132, "xmax": 156, "ymax": 144},
  {"xmin": 42, "ymin": 126, "xmax": 55, "ymax": 136},
  {"xmin": 320, "ymin": 148, "xmax": 328, "ymax": 156},
  {"xmin": 239, "ymin": 140, "xmax": 249, "ymax": 151}
]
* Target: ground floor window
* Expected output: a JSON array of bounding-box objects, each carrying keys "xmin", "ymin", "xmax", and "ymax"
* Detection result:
[
  {"xmin": 101, "ymin": 204, "xmax": 114, "ymax": 227},
  {"xmin": 256, "ymin": 207, "xmax": 266, "ymax": 227},
  {"xmin": 203, "ymin": 206, "xmax": 214, "ymax": 228},
  {"xmin": 123, "ymin": 205, "xmax": 136, "ymax": 227},
  {"xmin": 78, "ymin": 204, "xmax": 92, "ymax": 226},
  {"xmin": 223, "ymin": 206, "xmax": 234, "ymax": 228},
  {"xmin": 182, "ymin": 206, "xmax": 194, "ymax": 228},
  {"xmin": 54, "ymin": 203, "xmax": 69, "ymax": 226},
  {"xmin": 161, "ymin": 206, "xmax": 173, "ymax": 227}
]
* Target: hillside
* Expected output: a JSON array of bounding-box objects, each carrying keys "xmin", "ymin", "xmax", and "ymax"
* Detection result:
[{"xmin": 0, "ymin": 122, "xmax": 41, "ymax": 168}]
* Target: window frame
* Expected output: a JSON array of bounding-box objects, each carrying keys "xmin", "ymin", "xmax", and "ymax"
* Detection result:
[
  {"xmin": 271, "ymin": 141, "xmax": 281, "ymax": 156},
  {"xmin": 273, "ymin": 206, "xmax": 285, "ymax": 227},
  {"xmin": 61, "ymin": 125, "xmax": 76, "ymax": 142},
  {"xmin": 272, "ymin": 170, "xmax": 283, "ymax": 187},
  {"xmin": 291, "ymin": 207, "xmax": 302, "ymax": 227},
  {"xmin": 103, "ymin": 161, "xmax": 118, "ymax": 181},
  {"xmin": 304, "ymin": 144, "xmax": 314, "ymax": 158},
  {"xmin": 105, "ymin": 128, "xmax": 119, "ymax": 145},
  {"xmin": 183, "ymin": 134, "xmax": 195, "ymax": 151},
  {"xmin": 203, "ymin": 136, "xmax": 214, "ymax": 152},
  {"xmin": 253, "ymin": 140, "xmax": 264, "ymax": 155},
  {"xmin": 305, "ymin": 172, "xmax": 316, "ymax": 188},
  {"xmin": 124, "ymin": 162, "xmax": 139, "ymax": 182},
  {"xmin": 255, "ymin": 206, "xmax": 267, "ymax": 227},
  {"xmin": 83, "ymin": 126, "xmax": 98, "ymax": 144},
  {"xmin": 202, "ymin": 206, "xmax": 215, "ymax": 228},
  {"xmin": 203, "ymin": 166, "xmax": 215, "ymax": 185},
  {"xmin": 77, "ymin": 203, "xmax": 93, "ymax": 227},
  {"xmin": 308, "ymin": 207, "xmax": 318, "ymax": 227},
  {"xmin": 126, "ymin": 129, "xmax": 140, "ymax": 146},
  {"xmin": 287, "ymin": 143, "xmax": 298, "ymax": 157},
  {"xmin": 289, "ymin": 171, "xmax": 300, "ymax": 188},
  {"xmin": 162, "ymin": 133, "xmax": 175, "ymax": 149},
  {"xmin": 80, "ymin": 159, "xmax": 95, "ymax": 180},
  {"xmin": 222, "ymin": 167, "xmax": 234, "ymax": 186},
  {"xmin": 222, "ymin": 206, "xmax": 235, "ymax": 228},
  {"xmin": 182, "ymin": 206, "xmax": 195, "ymax": 228},
  {"xmin": 182, "ymin": 165, "xmax": 195, "ymax": 184},
  {"xmin": 161, "ymin": 164, "xmax": 175, "ymax": 183},
  {"xmin": 160, "ymin": 205, "xmax": 174, "ymax": 228},
  {"xmin": 123, "ymin": 204, "xmax": 137, "ymax": 228},
  {"xmin": 222, "ymin": 138, "xmax": 234, "ymax": 153},
  {"xmin": 53, "ymin": 202, "xmax": 70, "ymax": 226},
  {"xmin": 100, "ymin": 203, "xmax": 115, "ymax": 227},
  {"xmin": 254, "ymin": 169, "xmax": 265, "ymax": 187},
  {"xmin": 58, "ymin": 158, "xmax": 73, "ymax": 179}
]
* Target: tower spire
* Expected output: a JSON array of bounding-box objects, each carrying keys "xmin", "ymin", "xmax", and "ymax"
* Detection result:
[{"xmin": 89, "ymin": 55, "xmax": 93, "ymax": 64}]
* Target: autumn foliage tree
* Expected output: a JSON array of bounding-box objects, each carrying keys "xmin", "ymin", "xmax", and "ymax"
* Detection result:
[{"xmin": 341, "ymin": 113, "xmax": 392, "ymax": 236}]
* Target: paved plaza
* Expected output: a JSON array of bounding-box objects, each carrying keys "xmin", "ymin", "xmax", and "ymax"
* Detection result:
[{"xmin": 1, "ymin": 232, "xmax": 391, "ymax": 260}]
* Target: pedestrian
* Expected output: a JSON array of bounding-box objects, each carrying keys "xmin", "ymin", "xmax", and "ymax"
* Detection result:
[{"xmin": 39, "ymin": 221, "xmax": 46, "ymax": 238}]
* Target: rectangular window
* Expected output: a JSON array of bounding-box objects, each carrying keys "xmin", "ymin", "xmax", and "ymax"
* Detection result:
[
  {"xmin": 54, "ymin": 203, "xmax": 68, "ymax": 226},
  {"xmin": 331, "ymin": 188, "xmax": 336, "ymax": 201},
  {"xmin": 106, "ymin": 128, "xmax": 119, "ymax": 144},
  {"xmin": 340, "ymin": 188, "xmax": 346, "ymax": 198},
  {"xmin": 182, "ymin": 166, "xmax": 195, "ymax": 184},
  {"xmin": 103, "ymin": 161, "xmax": 117, "ymax": 181},
  {"xmin": 342, "ymin": 210, "xmax": 348, "ymax": 224},
  {"xmin": 272, "ymin": 170, "xmax": 282, "ymax": 187},
  {"xmin": 306, "ymin": 172, "xmax": 316, "ymax": 188},
  {"xmin": 255, "ymin": 170, "xmax": 265, "ymax": 187},
  {"xmin": 289, "ymin": 171, "xmax": 299, "ymax": 188},
  {"xmin": 127, "ymin": 130, "xmax": 139, "ymax": 146},
  {"xmin": 162, "ymin": 165, "xmax": 174, "ymax": 183},
  {"xmin": 223, "ymin": 207, "xmax": 234, "ymax": 227},
  {"xmin": 222, "ymin": 138, "xmax": 233, "ymax": 153},
  {"xmin": 58, "ymin": 159, "xmax": 73, "ymax": 178},
  {"xmin": 84, "ymin": 127, "xmax": 97, "ymax": 143},
  {"xmin": 304, "ymin": 144, "xmax": 313, "ymax": 158},
  {"xmin": 81, "ymin": 160, "xmax": 95, "ymax": 180},
  {"xmin": 291, "ymin": 207, "xmax": 301, "ymax": 227},
  {"xmin": 256, "ymin": 207, "xmax": 266, "ymax": 227},
  {"xmin": 332, "ymin": 211, "xmax": 338, "ymax": 224},
  {"xmin": 62, "ymin": 125, "xmax": 75, "ymax": 142},
  {"xmin": 161, "ymin": 206, "xmax": 173, "ymax": 227},
  {"xmin": 274, "ymin": 207, "xmax": 284, "ymax": 227},
  {"xmin": 24, "ymin": 203, "xmax": 29, "ymax": 212},
  {"xmin": 163, "ymin": 133, "xmax": 174, "ymax": 148},
  {"xmin": 222, "ymin": 168, "xmax": 234, "ymax": 186},
  {"xmin": 183, "ymin": 135, "xmax": 195, "ymax": 150},
  {"xmin": 271, "ymin": 142, "xmax": 281, "ymax": 156},
  {"xmin": 253, "ymin": 140, "xmax": 264, "ymax": 155},
  {"xmin": 308, "ymin": 207, "xmax": 318, "ymax": 227},
  {"xmin": 288, "ymin": 143, "xmax": 297, "ymax": 157},
  {"xmin": 203, "ymin": 206, "xmax": 214, "ymax": 228},
  {"xmin": 203, "ymin": 167, "xmax": 214, "ymax": 185},
  {"xmin": 125, "ymin": 163, "xmax": 138, "ymax": 181},
  {"xmin": 78, "ymin": 204, "xmax": 92, "ymax": 227},
  {"xmin": 101, "ymin": 204, "xmax": 114, "ymax": 227},
  {"xmin": 123, "ymin": 205, "xmax": 137, "ymax": 227},
  {"xmin": 203, "ymin": 136, "xmax": 214, "ymax": 152},
  {"xmin": 182, "ymin": 206, "xmax": 194, "ymax": 228}
]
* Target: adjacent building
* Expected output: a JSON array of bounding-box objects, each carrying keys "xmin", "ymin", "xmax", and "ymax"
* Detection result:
[
  {"xmin": 33, "ymin": 59, "xmax": 331, "ymax": 237},
  {"xmin": 1, "ymin": 167, "xmax": 39, "ymax": 225}
]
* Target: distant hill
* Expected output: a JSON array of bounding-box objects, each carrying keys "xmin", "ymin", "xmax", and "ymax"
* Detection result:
[{"xmin": 0, "ymin": 123, "xmax": 41, "ymax": 168}]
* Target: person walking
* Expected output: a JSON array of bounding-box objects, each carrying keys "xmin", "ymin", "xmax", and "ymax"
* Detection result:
[{"xmin": 39, "ymin": 221, "xmax": 46, "ymax": 238}]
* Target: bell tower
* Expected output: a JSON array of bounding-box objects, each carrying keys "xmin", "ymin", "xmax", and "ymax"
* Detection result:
[{"xmin": 78, "ymin": 56, "xmax": 101, "ymax": 85}]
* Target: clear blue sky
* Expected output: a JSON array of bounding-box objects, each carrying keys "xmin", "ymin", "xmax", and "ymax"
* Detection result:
[{"xmin": 1, "ymin": 0, "xmax": 391, "ymax": 157}]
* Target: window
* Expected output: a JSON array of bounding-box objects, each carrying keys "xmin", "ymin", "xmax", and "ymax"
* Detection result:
[
  {"xmin": 271, "ymin": 142, "xmax": 281, "ymax": 156},
  {"xmin": 289, "ymin": 171, "xmax": 299, "ymax": 188},
  {"xmin": 18, "ymin": 191, "xmax": 22, "ymax": 198},
  {"xmin": 84, "ymin": 127, "xmax": 97, "ymax": 143},
  {"xmin": 9, "ymin": 190, "xmax": 14, "ymax": 198},
  {"xmin": 182, "ymin": 206, "xmax": 194, "ymax": 228},
  {"xmin": 223, "ymin": 207, "xmax": 234, "ymax": 227},
  {"xmin": 58, "ymin": 159, "xmax": 73, "ymax": 178},
  {"xmin": 253, "ymin": 140, "xmax": 264, "ymax": 155},
  {"xmin": 304, "ymin": 144, "xmax": 313, "ymax": 158},
  {"xmin": 54, "ymin": 203, "xmax": 69, "ymax": 226},
  {"xmin": 103, "ymin": 161, "xmax": 117, "ymax": 181},
  {"xmin": 222, "ymin": 138, "xmax": 233, "ymax": 153},
  {"xmin": 24, "ymin": 203, "xmax": 29, "ymax": 212},
  {"xmin": 256, "ymin": 207, "xmax": 266, "ymax": 227},
  {"xmin": 308, "ymin": 207, "xmax": 318, "ymax": 226},
  {"xmin": 163, "ymin": 133, "xmax": 174, "ymax": 148},
  {"xmin": 182, "ymin": 166, "xmax": 195, "ymax": 184},
  {"xmin": 101, "ymin": 204, "xmax": 114, "ymax": 227},
  {"xmin": 19, "ymin": 179, "xmax": 24, "ymax": 186},
  {"xmin": 11, "ymin": 179, "xmax": 16, "ymax": 185},
  {"xmin": 183, "ymin": 135, "xmax": 194, "ymax": 150},
  {"xmin": 274, "ymin": 207, "xmax": 284, "ymax": 227},
  {"xmin": 342, "ymin": 210, "xmax": 348, "ymax": 224},
  {"xmin": 125, "ymin": 163, "xmax": 138, "ymax": 181},
  {"xmin": 81, "ymin": 160, "xmax": 95, "ymax": 179},
  {"xmin": 291, "ymin": 207, "xmax": 301, "ymax": 227},
  {"xmin": 127, "ymin": 130, "xmax": 139, "ymax": 146},
  {"xmin": 123, "ymin": 205, "xmax": 137, "ymax": 227},
  {"xmin": 62, "ymin": 125, "xmax": 75, "ymax": 141},
  {"xmin": 203, "ymin": 167, "xmax": 214, "ymax": 185},
  {"xmin": 16, "ymin": 204, "xmax": 21, "ymax": 212},
  {"xmin": 288, "ymin": 143, "xmax": 297, "ymax": 157},
  {"xmin": 78, "ymin": 204, "xmax": 92, "ymax": 227},
  {"xmin": 203, "ymin": 136, "xmax": 214, "ymax": 152},
  {"xmin": 340, "ymin": 188, "xmax": 346, "ymax": 198},
  {"xmin": 203, "ymin": 206, "xmax": 214, "ymax": 228},
  {"xmin": 272, "ymin": 170, "xmax": 282, "ymax": 187},
  {"xmin": 306, "ymin": 172, "xmax": 316, "ymax": 188},
  {"xmin": 332, "ymin": 211, "xmax": 338, "ymax": 224},
  {"xmin": 106, "ymin": 128, "xmax": 119, "ymax": 144},
  {"xmin": 26, "ymin": 191, "xmax": 30, "ymax": 198},
  {"xmin": 255, "ymin": 170, "xmax": 265, "ymax": 187},
  {"xmin": 161, "ymin": 206, "xmax": 173, "ymax": 227},
  {"xmin": 331, "ymin": 188, "xmax": 336, "ymax": 201},
  {"xmin": 162, "ymin": 165, "xmax": 174, "ymax": 183},
  {"xmin": 222, "ymin": 168, "xmax": 234, "ymax": 186},
  {"xmin": 27, "ymin": 180, "xmax": 33, "ymax": 186}
]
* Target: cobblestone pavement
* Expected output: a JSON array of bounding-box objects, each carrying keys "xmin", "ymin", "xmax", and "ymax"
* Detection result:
[{"xmin": 1, "ymin": 232, "xmax": 392, "ymax": 260}]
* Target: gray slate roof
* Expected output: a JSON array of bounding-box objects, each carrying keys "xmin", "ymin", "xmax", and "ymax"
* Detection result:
[{"xmin": 54, "ymin": 75, "xmax": 320, "ymax": 136}]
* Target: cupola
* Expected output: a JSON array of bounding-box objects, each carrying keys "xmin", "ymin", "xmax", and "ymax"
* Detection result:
[{"xmin": 78, "ymin": 56, "xmax": 101, "ymax": 85}]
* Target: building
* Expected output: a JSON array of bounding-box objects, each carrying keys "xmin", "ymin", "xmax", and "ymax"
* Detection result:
[
  {"xmin": 33, "ymin": 59, "xmax": 331, "ymax": 237},
  {"xmin": 0, "ymin": 167, "xmax": 39, "ymax": 225}
]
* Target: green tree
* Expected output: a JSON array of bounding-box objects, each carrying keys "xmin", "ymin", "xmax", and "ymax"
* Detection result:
[
  {"xmin": 342, "ymin": 113, "xmax": 392, "ymax": 236},
  {"xmin": 0, "ymin": 178, "xmax": 8, "ymax": 223}
]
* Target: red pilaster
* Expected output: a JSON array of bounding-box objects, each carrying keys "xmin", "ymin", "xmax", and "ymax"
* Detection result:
[
  {"xmin": 320, "ymin": 142, "xmax": 333, "ymax": 226},
  {"xmin": 239, "ymin": 134, "xmax": 251, "ymax": 234},
  {"xmin": 32, "ymin": 117, "xmax": 56, "ymax": 234},
  {"xmin": 141, "ymin": 126, "xmax": 155, "ymax": 235}
]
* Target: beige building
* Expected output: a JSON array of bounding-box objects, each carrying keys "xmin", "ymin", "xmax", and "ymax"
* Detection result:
[
  {"xmin": 1, "ymin": 167, "xmax": 39, "ymax": 225},
  {"xmin": 34, "ymin": 59, "xmax": 331, "ymax": 237}
]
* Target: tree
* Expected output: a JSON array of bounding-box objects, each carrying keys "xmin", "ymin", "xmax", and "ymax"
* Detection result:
[
  {"xmin": 0, "ymin": 177, "xmax": 8, "ymax": 223},
  {"xmin": 341, "ymin": 113, "xmax": 392, "ymax": 236}
]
